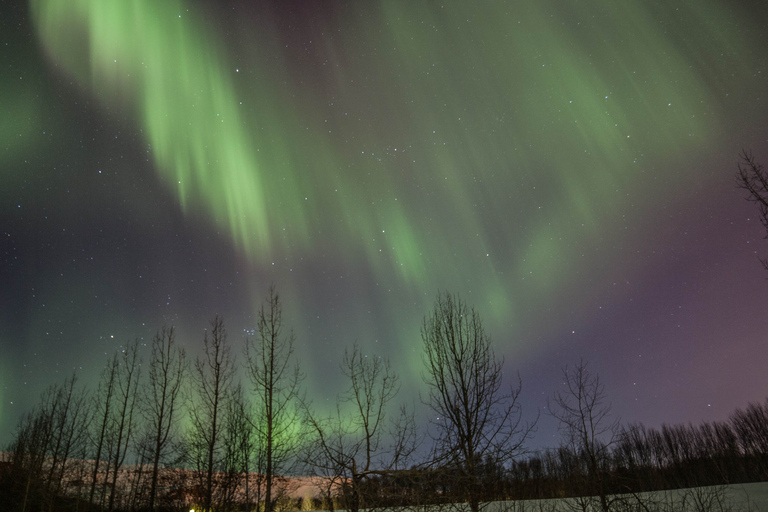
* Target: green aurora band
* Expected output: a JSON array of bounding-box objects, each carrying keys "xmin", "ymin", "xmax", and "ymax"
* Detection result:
[{"xmin": 27, "ymin": 0, "xmax": 764, "ymax": 390}]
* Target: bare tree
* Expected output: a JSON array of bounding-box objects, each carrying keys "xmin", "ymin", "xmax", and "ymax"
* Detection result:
[
  {"xmin": 549, "ymin": 359, "xmax": 619, "ymax": 512},
  {"xmin": 219, "ymin": 384, "xmax": 254, "ymax": 511},
  {"xmin": 43, "ymin": 372, "xmax": 91, "ymax": 512},
  {"xmin": 88, "ymin": 355, "xmax": 119, "ymax": 507},
  {"xmin": 6, "ymin": 410, "xmax": 51, "ymax": 512},
  {"xmin": 187, "ymin": 315, "xmax": 236, "ymax": 512},
  {"xmin": 141, "ymin": 326, "xmax": 187, "ymax": 511},
  {"xmin": 737, "ymin": 150, "xmax": 768, "ymax": 269},
  {"xmin": 5, "ymin": 372, "xmax": 91, "ymax": 512},
  {"xmin": 421, "ymin": 291, "xmax": 533, "ymax": 512},
  {"xmin": 303, "ymin": 343, "xmax": 416, "ymax": 512},
  {"xmin": 245, "ymin": 286, "xmax": 304, "ymax": 512},
  {"xmin": 299, "ymin": 431, "xmax": 346, "ymax": 512},
  {"xmin": 730, "ymin": 398, "xmax": 768, "ymax": 479},
  {"xmin": 105, "ymin": 340, "xmax": 142, "ymax": 512},
  {"xmin": 90, "ymin": 348, "xmax": 139, "ymax": 511}
]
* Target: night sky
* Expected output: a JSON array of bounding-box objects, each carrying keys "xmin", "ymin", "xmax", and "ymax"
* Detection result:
[{"xmin": 2, "ymin": 0, "xmax": 768, "ymax": 449}]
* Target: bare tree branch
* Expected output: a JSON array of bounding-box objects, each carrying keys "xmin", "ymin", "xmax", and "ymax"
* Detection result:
[
  {"xmin": 245, "ymin": 285, "xmax": 304, "ymax": 512},
  {"xmin": 422, "ymin": 291, "xmax": 534, "ymax": 512},
  {"xmin": 736, "ymin": 150, "xmax": 768, "ymax": 270},
  {"xmin": 548, "ymin": 359, "xmax": 619, "ymax": 512}
]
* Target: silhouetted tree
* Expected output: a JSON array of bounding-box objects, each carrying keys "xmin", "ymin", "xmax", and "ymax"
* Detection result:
[
  {"xmin": 421, "ymin": 291, "xmax": 533, "ymax": 512},
  {"xmin": 731, "ymin": 398, "xmax": 768, "ymax": 479},
  {"xmin": 187, "ymin": 315, "xmax": 237, "ymax": 512},
  {"xmin": 89, "ymin": 355, "xmax": 119, "ymax": 507},
  {"xmin": 140, "ymin": 326, "xmax": 187, "ymax": 511},
  {"xmin": 4, "ymin": 372, "xmax": 91, "ymax": 512},
  {"xmin": 105, "ymin": 340, "xmax": 142, "ymax": 512},
  {"xmin": 215, "ymin": 384, "xmax": 251, "ymax": 512},
  {"xmin": 303, "ymin": 343, "xmax": 417, "ymax": 512},
  {"xmin": 737, "ymin": 150, "xmax": 768, "ymax": 269},
  {"xmin": 245, "ymin": 286, "xmax": 304, "ymax": 512},
  {"xmin": 549, "ymin": 359, "xmax": 619, "ymax": 512},
  {"xmin": 44, "ymin": 373, "xmax": 90, "ymax": 512}
]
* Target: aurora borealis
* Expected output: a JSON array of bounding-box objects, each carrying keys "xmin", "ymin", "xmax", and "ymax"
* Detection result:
[{"xmin": 1, "ymin": 0, "xmax": 768, "ymax": 447}]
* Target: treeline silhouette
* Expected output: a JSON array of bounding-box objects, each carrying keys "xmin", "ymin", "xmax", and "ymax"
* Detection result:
[
  {"xmin": 350, "ymin": 401, "xmax": 768, "ymax": 509},
  {"xmin": 505, "ymin": 401, "xmax": 768, "ymax": 500},
  {"xmin": 1, "ymin": 290, "xmax": 766, "ymax": 512}
]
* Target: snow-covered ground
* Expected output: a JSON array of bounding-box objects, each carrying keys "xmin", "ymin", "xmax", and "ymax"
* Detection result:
[{"xmin": 478, "ymin": 482, "xmax": 768, "ymax": 512}]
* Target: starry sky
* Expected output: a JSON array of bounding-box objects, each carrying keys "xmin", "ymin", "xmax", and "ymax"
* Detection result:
[{"xmin": 2, "ymin": 0, "xmax": 768, "ymax": 449}]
